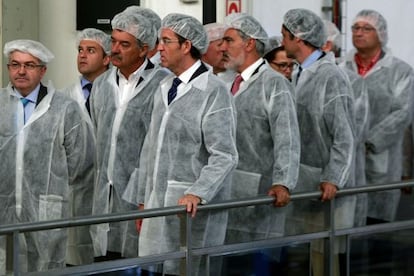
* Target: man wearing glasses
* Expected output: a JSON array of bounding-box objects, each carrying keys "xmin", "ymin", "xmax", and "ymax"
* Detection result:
[
  {"xmin": 343, "ymin": 10, "xmax": 414, "ymax": 225},
  {"xmin": 342, "ymin": 10, "xmax": 414, "ymax": 274},
  {"xmin": 0, "ymin": 39, "xmax": 95, "ymax": 274},
  {"xmin": 126, "ymin": 13, "xmax": 238, "ymax": 276}
]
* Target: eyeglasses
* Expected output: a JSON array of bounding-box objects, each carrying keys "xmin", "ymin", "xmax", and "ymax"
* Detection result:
[
  {"xmin": 159, "ymin": 38, "xmax": 180, "ymax": 45},
  {"xmin": 351, "ymin": 25, "xmax": 376, "ymax": 33},
  {"xmin": 7, "ymin": 62, "xmax": 44, "ymax": 71},
  {"xmin": 271, "ymin": 62, "xmax": 295, "ymax": 70}
]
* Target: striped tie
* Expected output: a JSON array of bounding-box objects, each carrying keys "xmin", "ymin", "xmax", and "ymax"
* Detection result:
[{"xmin": 168, "ymin": 78, "xmax": 182, "ymax": 105}]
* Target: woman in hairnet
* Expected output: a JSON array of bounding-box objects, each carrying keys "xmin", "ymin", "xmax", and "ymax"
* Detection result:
[
  {"xmin": 126, "ymin": 13, "xmax": 238, "ymax": 275},
  {"xmin": 0, "ymin": 39, "xmax": 95, "ymax": 273}
]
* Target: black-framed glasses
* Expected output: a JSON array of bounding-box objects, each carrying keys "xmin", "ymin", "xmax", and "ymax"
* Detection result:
[
  {"xmin": 271, "ymin": 62, "xmax": 295, "ymax": 70},
  {"xmin": 7, "ymin": 62, "xmax": 44, "ymax": 71}
]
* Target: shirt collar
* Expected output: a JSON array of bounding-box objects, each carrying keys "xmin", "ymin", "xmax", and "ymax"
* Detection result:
[
  {"xmin": 177, "ymin": 60, "xmax": 201, "ymax": 84},
  {"xmin": 80, "ymin": 77, "xmax": 91, "ymax": 88},
  {"xmin": 354, "ymin": 49, "xmax": 382, "ymax": 77},
  {"xmin": 241, "ymin": 58, "xmax": 264, "ymax": 81},
  {"xmin": 301, "ymin": 49, "xmax": 323, "ymax": 69},
  {"xmin": 117, "ymin": 58, "xmax": 148, "ymax": 82},
  {"xmin": 14, "ymin": 84, "xmax": 40, "ymax": 103}
]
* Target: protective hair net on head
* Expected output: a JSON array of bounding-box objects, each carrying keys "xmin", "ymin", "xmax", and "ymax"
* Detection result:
[
  {"xmin": 111, "ymin": 11, "xmax": 157, "ymax": 49},
  {"xmin": 323, "ymin": 20, "xmax": 342, "ymax": 49},
  {"xmin": 123, "ymin": 6, "xmax": 161, "ymax": 32},
  {"xmin": 4, "ymin": 39, "xmax": 54, "ymax": 64},
  {"xmin": 204, "ymin": 22, "xmax": 228, "ymax": 42},
  {"xmin": 223, "ymin": 13, "xmax": 268, "ymax": 44},
  {"xmin": 352, "ymin": 9, "xmax": 388, "ymax": 46},
  {"xmin": 161, "ymin": 13, "xmax": 209, "ymax": 54},
  {"xmin": 283, "ymin": 9, "xmax": 327, "ymax": 48},
  {"xmin": 77, "ymin": 28, "xmax": 111, "ymax": 55},
  {"xmin": 264, "ymin": 35, "xmax": 282, "ymax": 55}
]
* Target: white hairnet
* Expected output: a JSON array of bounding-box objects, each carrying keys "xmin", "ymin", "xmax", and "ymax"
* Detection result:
[
  {"xmin": 111, "ymin": 11, "xmax": 157, "ymax": 49},
  {"xmin": 77, "ymin": 28, "xmax": 111, "ymax": 55},
  {"xmin": 323, "ymin": 20, "xmax": 342, "ymax": 49},
  {"xmin": 123, "ymin": 6, "xmax": 161, "ymax": 32},
  {"xmin": 3, "ymin": 39, "xmax": 54, "ymax": 64},
  {"xmin": 264, "ymin": 36, "xmax": 282, "ymax": 55},
  {"xmin": 161, "ymin": 13, "xmax": 209, "ymax": 54},
  {"xmin": 224, "ymin": 13, "xmax": 268, "ymax": 44},
  {"xmin": 283, "ymin": 9, "xmax": 327, "ymax": 48},
  {"xmin": 204, "ymin": 22, "xmax": 227, "ymax": 42},
  {"xmin": 352, "ymin": 9, "xmax": 388, "ymax": 46}
]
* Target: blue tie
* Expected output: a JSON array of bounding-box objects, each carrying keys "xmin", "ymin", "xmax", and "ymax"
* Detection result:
[
  {"xmin": 20, "ymin": 98, "xmax": 31, "ymax": 123},
  {"xmin": 20, "ymin": 98, "xmax": 30, "ymax": 107},
  {"xmin": 168, "ymin": 78, "xmax": 182, "ymax": 105},
  {"xmin": 296, "ymin": 66, "xmax": 303, "ymax": 85}
]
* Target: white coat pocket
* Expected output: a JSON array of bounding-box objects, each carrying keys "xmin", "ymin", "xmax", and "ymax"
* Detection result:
[{"xmin": 231, "ymin": 170, "xmax": 261, "ymax": 199}]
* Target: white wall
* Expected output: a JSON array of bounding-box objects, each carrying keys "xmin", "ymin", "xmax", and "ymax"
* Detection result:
[
  {"xmin": 142, "ymin": 0, "xmax": 202, "ymax": 22},
  {"xmin": 1, "ymin": 0, "xmax": 39, "ymax": 86},
  {"xmin": 38, "ymin": 0, "xmax": 78, "ymax": 89}
]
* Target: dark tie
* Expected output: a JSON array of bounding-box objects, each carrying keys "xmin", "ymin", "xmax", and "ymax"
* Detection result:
[
  {"xmin": 84, "ymin": 83, "xmax": 92, "ymax": 115},
  {"xmin": 168, "ymin": 77, "xmax": 182, "ymax": 105},
  {"xmin": 296, "ymin": 66, "xmax": 303, "ymax": 85},
  {"xmin": 231, "ymin": 74, "xmax": 243, "ymax": 95}
]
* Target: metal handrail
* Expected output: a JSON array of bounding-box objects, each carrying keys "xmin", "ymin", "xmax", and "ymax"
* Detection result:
[
  {"xmin": 1, "ymin": 180, "xmax": 413, "ymax": 275},
  {"xmin": 2, "ymin": 180, "xmax": 413, "ymax": 235}
]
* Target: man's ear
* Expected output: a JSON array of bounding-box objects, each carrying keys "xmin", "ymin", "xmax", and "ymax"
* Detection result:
[
  {"xmin": 138, "ymin": 44, "xmax": 149, "ymax": 58},
  {"xmin": 182, "ymin": 40, "xmax": 192, "ymax": 55},
  {"xmin": 245, "ymin": 38, "xmax": 256, "ymax": 52}
]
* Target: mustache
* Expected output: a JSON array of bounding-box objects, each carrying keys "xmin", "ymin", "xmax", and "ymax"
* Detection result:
[{"xmin": 110, "ymin": 53, "xmax": 122, "ymax": 60}]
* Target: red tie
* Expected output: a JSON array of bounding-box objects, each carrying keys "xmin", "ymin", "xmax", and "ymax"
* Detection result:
[{"xmin": 231, "ymin": 74, "xmax": 243, "ymax": 95}]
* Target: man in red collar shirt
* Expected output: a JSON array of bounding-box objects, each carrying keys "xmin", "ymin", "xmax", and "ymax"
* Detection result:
[
  {"xmin": 342, "ymin": 11, "xmax": 414, "ymax": 274},
  {"xmin": 342, "ymin": 10, "xmax": 414, "ymax": 226}
]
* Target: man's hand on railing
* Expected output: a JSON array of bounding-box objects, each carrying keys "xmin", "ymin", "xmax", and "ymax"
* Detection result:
[
  {"xmin": 319, "ymin": 182, "xmax": 338, "ymax": 201},
  {"xmin": 267, "ymin": 184, "xmax": 290, "ymax": 207},
  {"xmin": 178, "ymin": 194, "xmax": 201, "ymax": 218},
  {"xmin": 135, "ymin": 204, "xmax": 144, "ymax": 233}
]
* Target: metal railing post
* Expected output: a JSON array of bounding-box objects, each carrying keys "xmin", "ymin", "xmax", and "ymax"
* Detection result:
[
  {"xmin": 13, "ymin": 231, "xmax": 20, "ymax": 276},
  {"xmin": 185, "ymin": 213, "xmax": 192, "ymax": 276},
  {"xmin": 346, "ymin": 233, "xmax": 351, "ymax": 276},
  {"xmin": 329, "ymin": 197, "xmax": 336, "ymax": 276}
]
